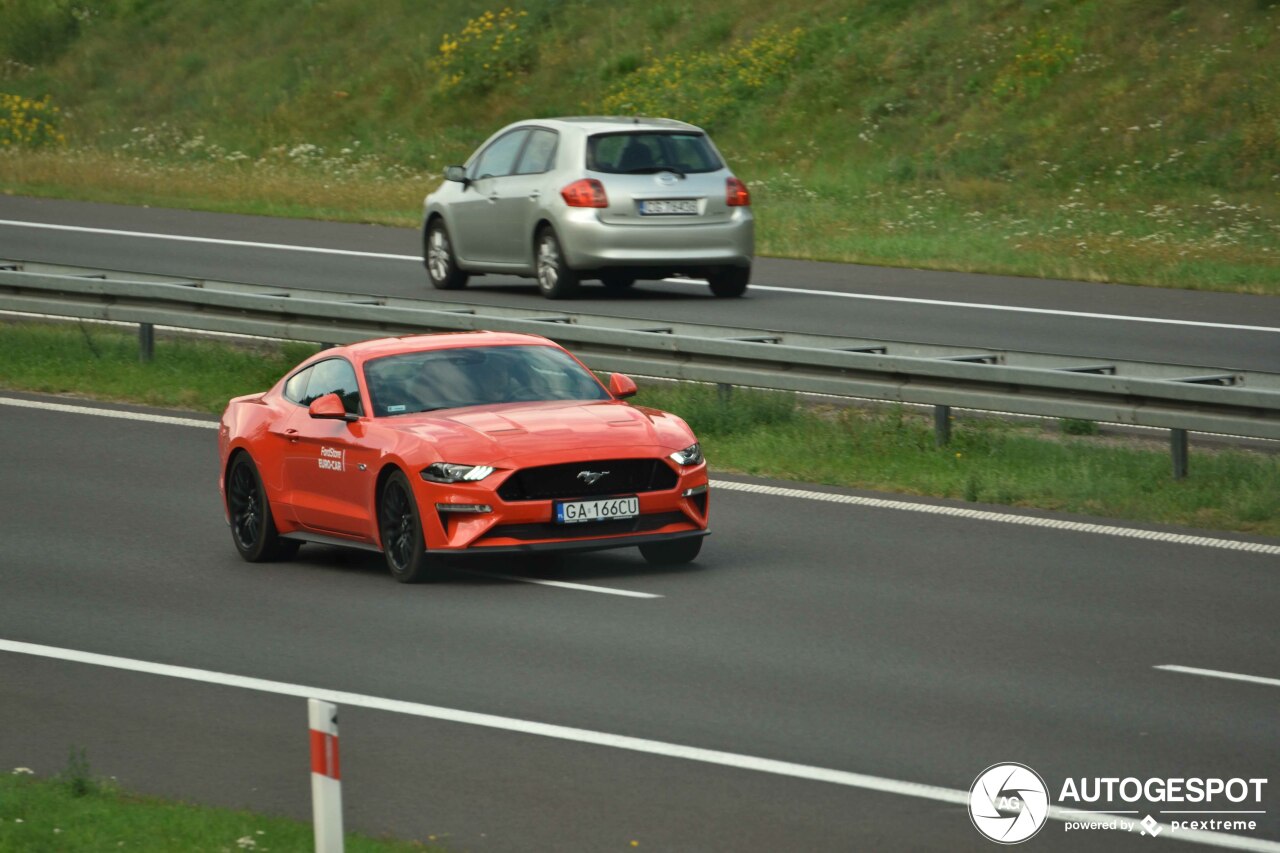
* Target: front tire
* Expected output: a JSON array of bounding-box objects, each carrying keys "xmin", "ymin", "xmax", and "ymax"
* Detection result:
[
  {"xmin": 638, "ymin": 536, "xmax": 703, "ymax": 565},
  {"xmin": 226, "ymin": 454, "xmax": 299, "ymax": 563},
  {"xmin": 536, "ymin": 227, "xmax": 580, "ymax": 299},
  {"xmin": 707, "ymin": 265, "xmax": 750, "ymax": 298},
  {"xmin": 379, "ymin": 470, "xmax": 436, "ymax": 583},
  {"xmin": 425, "ymin": 219, "xmax": 469, "ymax": 290}
]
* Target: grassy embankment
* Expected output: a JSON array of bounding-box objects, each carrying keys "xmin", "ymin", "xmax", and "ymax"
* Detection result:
[
  {"xmin": 0, "ymin": 758, "xmax": 443, "ymax": 852},
  {"xmin": 1, "ymin": 0, "xmax": 1278, "ymax": 293},
  {"xmin": 3, "ymin": 320, "xmax": 1277, "ymax": 538}
]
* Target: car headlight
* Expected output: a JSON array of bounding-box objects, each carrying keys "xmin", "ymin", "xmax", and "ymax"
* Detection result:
[
  {"xmin": 421, "ymin": 463, "xmax": 495, "ymax": 483},
  {"xmin": 668, "ymin": 443, "xmax": 703, "ymax": 466}
]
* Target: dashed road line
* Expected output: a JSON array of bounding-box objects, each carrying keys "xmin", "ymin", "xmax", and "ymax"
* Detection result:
[{"xmin": 1155, "ymin": 665, "xmax": 1280, "ymax": 689}]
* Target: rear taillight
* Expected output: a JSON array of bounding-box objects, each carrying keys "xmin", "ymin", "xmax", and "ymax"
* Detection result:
[
  {"xmin": 561, "ymin": 179, "xmax": 608, "ymax": 208},
  {"xmin": 726, "ymin": 177, "xmax": 751, "ymax": 207}
]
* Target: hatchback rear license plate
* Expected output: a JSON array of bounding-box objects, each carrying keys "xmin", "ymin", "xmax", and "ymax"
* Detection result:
[
  {"xmin": 639, "ymin": 199, "xmax": 698, "ymax": 216},
  {"xmin": 555, "ymin": 496, "xmax": 639, "ymax": 524}
]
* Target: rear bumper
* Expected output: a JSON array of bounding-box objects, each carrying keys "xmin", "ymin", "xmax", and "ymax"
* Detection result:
[{"xmin": 557, "ymin": 209, "xmax": 754, "ymax": 271}]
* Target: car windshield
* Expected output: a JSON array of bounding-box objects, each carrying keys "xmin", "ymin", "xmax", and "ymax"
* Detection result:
[
  {"xmin": 587, "ymin": 131, "xmax": 723, "ymax": 174},
  {"xmin": 364, "ymin": 345, "xmax": 611, "ymax": 417}
]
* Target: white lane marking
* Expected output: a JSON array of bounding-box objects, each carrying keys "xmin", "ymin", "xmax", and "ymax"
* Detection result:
[
  {"xmin": 5, "ymin": 396, "xmax": 1278, "ymax": 557},
  {"xmin": 3, "ymin": 639, "xmax": 1276, "ymax": 852},
  {"xmin": 5, "ymin": 219, "xmax": 1277, "ymax": 334},
  {"xmin": 454, "ymin": 568, "xmax": 661, "ymax": 599},
  {"xmin": 711, "ymin": 480, "xmax": 1280, "ymax": 556},
  {"xmin": 0, "ymin": 395, "xmax": 218, "ymax": 429},
  {"xmin": 1156, "ymin": 665, "xmax": 1280, "ymax": 689},
  {"xmin": 664, "ymin": 279, "xmax": 1280, "ymax": 335},
  {"xmin": 0, "ymin": 219, "xmax": 411, "ymax": 261}
]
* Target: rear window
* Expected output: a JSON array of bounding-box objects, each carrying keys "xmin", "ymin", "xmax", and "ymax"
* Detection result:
[{"xmin": 587, "ymin": 132, "xmax": 723, "ymax": 175}]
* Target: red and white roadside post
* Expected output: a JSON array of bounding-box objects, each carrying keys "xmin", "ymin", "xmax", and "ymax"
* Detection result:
[{"xmin": 308, "ymin": 698, "xmax": 344, "ymax": 853}]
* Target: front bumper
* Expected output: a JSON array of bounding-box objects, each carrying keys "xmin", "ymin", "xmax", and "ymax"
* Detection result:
[{"xmin": 413, "ymin": 460, "xmax": 710, "ymax": 554}]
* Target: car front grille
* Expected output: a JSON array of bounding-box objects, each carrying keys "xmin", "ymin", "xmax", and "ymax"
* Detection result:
[{"xmin": 497, "ymin": 458, "xmax": 678, "ymax": 502}]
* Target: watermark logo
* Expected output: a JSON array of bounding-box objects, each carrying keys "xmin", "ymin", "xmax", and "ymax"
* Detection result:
[{"xmin": 970, "ymin": 763, "xmax": 1051, "ymax": 844}]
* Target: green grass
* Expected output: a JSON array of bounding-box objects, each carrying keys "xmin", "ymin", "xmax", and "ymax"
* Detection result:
[
  {"xmin": 639, "ymin": 383, "xmax": 1280, "ymax": 537},
  {"xmin": 3, "ymin": 319, "xmax": 1277, "ymax": 538},
  {"xmin": 2, "ymin": 0, "xmax": 1279, "ymax": 293},
  {"xmin": 0, "ymin": 319, "xmax": 319, "ymax": 413},
  {"xmin": 0, "ymin": 761, "xmax": 441, "ymax": 853}
]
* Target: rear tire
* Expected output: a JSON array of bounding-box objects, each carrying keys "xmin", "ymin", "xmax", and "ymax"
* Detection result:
[
  {"xmin": 536, "ymin": 227, "xmax": 581, "ymax": 299},
  {"xmin": 425, "ymin": 219, "xmax": 469, "ymax": 290},
  {"xmin": 379, "ymin": 470, "xmax": 436, "ymax": 583},
  {"xmin": 226, "ymin": 454, "xmax": 299, "ymax": 563},
  {"xmin": 707, "ymin": 265, "xmax": 750, "ymax": 298},
  {"xmin": 600, "ymin": 272, "xmax": 635, "ymax": 292},
  {"xmin": 638, "ymin": 536, "xmax": 703, "ymax": 565}
]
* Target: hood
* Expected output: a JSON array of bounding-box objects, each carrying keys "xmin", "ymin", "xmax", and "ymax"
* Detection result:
[{"xmin": 382, "ymin": 400, "xmax": 693, "ymax": 465}]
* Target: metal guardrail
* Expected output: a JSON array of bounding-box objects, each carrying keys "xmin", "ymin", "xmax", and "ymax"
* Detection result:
[{"xmin": 3, "ymin": 260, "xmax": 1279, "ymax": 476}]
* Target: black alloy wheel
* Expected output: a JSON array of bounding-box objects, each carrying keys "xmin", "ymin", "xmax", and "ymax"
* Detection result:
[
  {"xmin": 227, "ymin": 454, "xmax": 299, "ymax": 562},
  {"xmin": 379, "ymin": 470, "xmax": 435, "ymax": 583}
]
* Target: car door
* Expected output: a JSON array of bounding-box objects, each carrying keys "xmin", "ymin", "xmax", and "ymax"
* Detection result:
[
  {"xmin": 281, "ymin": 357, "xmax": 379, "ymax": 539},
  {"xmin": 450, "ymin": 128, "xmax": 529, "ymax": 265},
  {"xmin": 500, "ymin": 128, "xmax": 559, "ymax": 267}
]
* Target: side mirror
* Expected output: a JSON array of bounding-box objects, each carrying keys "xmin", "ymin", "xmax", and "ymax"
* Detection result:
[
  {"xmin": 608, "ymin": 373, "xmax": 638, "ymax": 399},
  {"xmin": 444, "ymin": 165, "xmax": 468, "ymax": 185},
  {"xmin": 309, "ymin": 393, "xmax": 357, "ymax": 422}
]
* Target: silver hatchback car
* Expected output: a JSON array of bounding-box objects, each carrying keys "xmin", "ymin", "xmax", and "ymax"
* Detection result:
[{"xmin": 422, "ymin": 117, "xmax": 754, "ymax": 299}]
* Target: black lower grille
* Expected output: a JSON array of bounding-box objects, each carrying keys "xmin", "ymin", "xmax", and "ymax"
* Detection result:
[
  {"xmin": 481, "ymin": 512, "xmax": 689, "ymax": 542},
  {"xmin": 497, "ymin": 458, "xmax": 678, "ymax": 502}
]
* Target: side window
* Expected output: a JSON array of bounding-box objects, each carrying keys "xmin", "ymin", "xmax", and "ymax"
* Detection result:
[
  {"xmin": 470, "ymin": 130, "xmax": 529, "ymax": 180},
  {"xmin": 283, "ymin": 365, "xmax": 314, "ymax": 404},
  {"xmin": 515, "ymin": 129, "xmax": 558, "ymax": 175},
  {"xmin": 304, "ymin": 358, "xmax": 363, "ymax": 415}
]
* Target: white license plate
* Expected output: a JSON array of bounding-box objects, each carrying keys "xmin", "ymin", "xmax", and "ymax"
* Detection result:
[
  {"xmin": 554, "ymin": 496, "xmax": 639, "ymax": 524},
  {"xmin": 639, "ymin": 199, "xmax": 698, "ymax": 216}
]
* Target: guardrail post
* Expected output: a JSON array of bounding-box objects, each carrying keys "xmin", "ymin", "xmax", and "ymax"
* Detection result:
[
  {"xmin": 139, "ymin": 323, "xmax": 154, "ymax": 362},
  {"xmin": 309, "ymin": 699, "xmax": 344, "ymax": 853},
  {"xmin": 934, "ymin": 405, "xmax": 952, "ymax": 446},
  {"xmin": 716, "ymin": 383, "xmax": 732, "ymax": 404},
  {"xmin": 1171, "ymin": 428, "xmax": 1189, "ymax": 480}
]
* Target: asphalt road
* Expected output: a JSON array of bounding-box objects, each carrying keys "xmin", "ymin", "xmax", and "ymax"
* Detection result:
[
  {"xmin": 2, "ymin": 195, "xmax": 1279, "ymax": 373},
  {"xmin": 1, "ymin": 394, "xmax": 1277, "ymax": 851},
  {"xmin": 1, "ymin": 197, "xmax": 1277, "ymax": 850}
]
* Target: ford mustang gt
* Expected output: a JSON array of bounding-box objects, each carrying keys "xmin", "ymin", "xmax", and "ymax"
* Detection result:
[{"xmin": 218, "ymin": 332, "xmax": 709, "ymax": 582}]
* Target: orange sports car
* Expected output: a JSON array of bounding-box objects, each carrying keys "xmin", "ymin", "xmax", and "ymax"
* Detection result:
[{"xmin": 218, "ymin": 331, "xmax": 709, "ymax": 582}]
